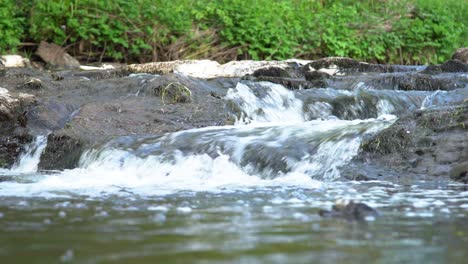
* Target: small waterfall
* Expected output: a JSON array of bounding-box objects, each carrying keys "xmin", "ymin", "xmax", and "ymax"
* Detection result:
[
  {"xmin": 75, "ymin": 118, "xmax": 395, "ymax": 181},
  {"xmin": 225, "ymin": 82, "xmax": 305, "ymax": 124},
  {"xmin": 11, "ymin": 135, "xmax": 48, "ymax": 173}
]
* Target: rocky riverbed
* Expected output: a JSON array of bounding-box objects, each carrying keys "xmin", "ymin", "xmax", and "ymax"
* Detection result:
[{"xmin": 1, "ymin": 56, "xmax": 467, "ymax": 182}]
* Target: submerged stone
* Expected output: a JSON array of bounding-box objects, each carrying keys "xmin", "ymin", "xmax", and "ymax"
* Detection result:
[{"xmin": 319, "ymin": 200, "xmax": 379, "ymax": 221}]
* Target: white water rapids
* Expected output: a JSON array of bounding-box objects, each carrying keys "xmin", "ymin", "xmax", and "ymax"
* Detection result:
[{"xmin": 0, "ymin": 82, "xmax": 403, "ymax": 197}]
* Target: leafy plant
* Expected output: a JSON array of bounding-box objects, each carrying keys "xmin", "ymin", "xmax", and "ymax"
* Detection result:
[
  {"xmin": 0, "ymin": 0, "xmax": 466, "ymax": 64},
  {"xmin": 0, "ymin": 0, "xmax": 24, "ymax": 53}
]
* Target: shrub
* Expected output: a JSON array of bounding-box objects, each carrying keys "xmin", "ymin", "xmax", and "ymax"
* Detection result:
[
  {"xmin": 0, "ymin": 0, "xmax": 24, "ymax": 53},
  {"xmin": 0, "ymin": 0, "xmax": 466, "ymax": 64}
]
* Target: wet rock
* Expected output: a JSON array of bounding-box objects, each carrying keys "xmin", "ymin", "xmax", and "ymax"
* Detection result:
[
  {"xmin": 0, "ymin": 88, "xmax": 36, "ymax": 128},
  {"xmin": 0, "ymin": 64, "xmax": 5, "ymax": 77},
  {"xmin": 319, "ymin": 200, "xmax": 379, "ymax": 221},
  {"xmin": 0, "ymin": 89, "xmax": 36, "ymax": 168},
  {"xmin": 423, "ymin": 60, "xmax": 468, "ymax": 74},
  {"xmin": 450, "ymin": 162, "xmax": 468, "ymax": 184},
  {"xmin": 154, "ymin": 82, "xmax": 192, "ymax": 104},
  {"xmin": 39, "ymin": 133, "xmax": 84, "ymax": 170},
  {"xmin": 26, "ymin": 100, "xmax": 77, "ymax": 134},
  {"xmin": 304, "ymin": 70, "xmax": 331, "ymax": 81},
  {"xmin": 36, "ymin": 41, "xmax": 80, "ymax": 70},
  {"xmin": 303, "ymin": 57, "xmax": 408, "ymax": 76},
  {"xmin": 53, "ymin": 69, "xmax": 128, "ymax": 81},
  {"xmin": 0, "ymin": 55, "xmax": 30, "ymax": 68},
  {"xmin": 28, "ymin": 73, "xmax": 233, "ymax": 169},
  {"xmin": 359, "ymin": 103, "xmax": 468, "ymax": 178},
  {"xmin": 16, "ymin": 78, "xmax": 44, "ymax": 90},
  {"xmin": 452, "ymin": 47, "xmax": 468, "ymax": 63},
  {"xmin": 360, "ymin": 72, "xmax": 467, "ymax": 91},
  {"xmin": 253, "ymin": 77, "xmax": 320, "ymax": 90},
  {"xmin": 0, "ymin": 133, "xmax": 33, "ymax": 169},
  {"xmin": 252, "ymin": 66, "xmax": 291, "ymax": 78}
]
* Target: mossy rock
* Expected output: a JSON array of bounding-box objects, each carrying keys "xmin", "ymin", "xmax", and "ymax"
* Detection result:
[
  {"xmin": 154, "ymin": 82, "xmax": 192, "ymax": 104},
  {"xmin": 16, "ymin": 78, "xmax": 45, "ymax": 90}
]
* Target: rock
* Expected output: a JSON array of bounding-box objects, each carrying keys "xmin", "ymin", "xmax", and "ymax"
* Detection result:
[
  {"xmin": 26, "ymin": 100, "xmax": 77, "ymax": 134},
  {"xmin": 27, "ymin": 73, "xmax": 233, "ymax": 169},
  {"xmin": 359, "ymin": 102, "xmax": 468, "ymax": 178},
  {"xmin": 252, "ymin": 66, "xmax": 291, "ymax": 78},
  {"xmin": 450, "ymin": 162, "xmax": 468, "ymax": 183},
  {"xmin": 440, "ymin": 60, "xmax": 468, "ymax": 72},
  {"xmin": 127, "ymin": 60, "xmax": 308, "ymax": 78},
  {"xmin": 452, "ymin": 47, "xmax": 468, "ymax": 63},
  {"xmin": 304, "ymin": 70, "xmax": 331, "ymax": 81},
  {"xmin": 127, "ymin": 60, "xmax": 220, "ymax": 76},
  {"xmin": 303, "ymin": 57, "xmax": 407, "ymax": 76},
  {"xmin": 55, "ymin": 69, "xmax": 128, "ymax": 81},
  {"xmin": 0, "ymin": 133, "xmax": 33, "ymax": 169},
  {"xmin": 16, "ymin": 78, "xmax": 44, "ymax": 90},
  {"xmin": 36, "ymin": 41, "xmax": 80, "ymax": 70},
  {"xmin": 362, "ymin": 73, "xmax": 465, "ymax": 91},
  {"xmin": 0, "ymin": 55, "xmax": 30, "ymax": 68},
  {"xmin": 38, "ymin": 133, "xmax": 84, "ymax": 170},
  {"xmin": 154, "ymin": 82, "xmax": 192, "ymax": 104},
  {"xmin": 0, "ymin": 88, "xmax": 36, "ymax": 168},
  {"xmin": 423, "ymin": 59, "xmax": 468, "ymax": 74},
  {"xmin": 256, "ymin": 76, "xmax": 322, "ymax": 89},
  {"xmin": 319, "ymin": 200, "xmax": 379, "ymax": 221}
]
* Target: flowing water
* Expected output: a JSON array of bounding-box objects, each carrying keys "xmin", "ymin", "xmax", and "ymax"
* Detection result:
[{"xmin": 0, "ymin": 80, "xmax": 467, "ymax": 263}]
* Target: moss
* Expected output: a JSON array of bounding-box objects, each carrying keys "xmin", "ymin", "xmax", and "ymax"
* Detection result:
[{"xmin": 154, "ymin": 82, "xmax": 192, "ymax": 104}]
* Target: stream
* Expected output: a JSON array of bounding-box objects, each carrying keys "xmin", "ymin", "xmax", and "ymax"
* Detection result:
[{"xmin": 0, "ymin": 79, "xmax": 467, "ymax": 263}]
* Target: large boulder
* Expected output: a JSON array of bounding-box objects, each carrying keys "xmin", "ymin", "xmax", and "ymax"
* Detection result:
[{"xmin": 358, "ymin": 102, "xmax": 468, "ymax": 181}]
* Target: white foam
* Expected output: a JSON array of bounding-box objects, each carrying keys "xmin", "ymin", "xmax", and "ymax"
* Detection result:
[
  {"xmin": 10, "ymin": 135, "xmax": 48, "ymax": 173},
  {"xmin": 0, "ymin": 152, "xmax": 324, "ymax": 197},
  {"xmin": 225, "ymin": 82, "xmax": 305, "ymax": 124}
]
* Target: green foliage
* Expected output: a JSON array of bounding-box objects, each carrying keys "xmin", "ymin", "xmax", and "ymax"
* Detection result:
[
  {"xmin": 27, "ymin": 0, "xmax": 194, "ymax": 61},
  {"xmin": 0, "ymin": 0, "xmax": 466, "ymax": 64},
  {"xmin": 0, "ymin": 0, "xmax": 24, "ymax": 53}
]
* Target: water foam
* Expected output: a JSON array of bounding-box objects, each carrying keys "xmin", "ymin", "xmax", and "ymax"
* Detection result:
[
  {"xmin": 0, "ymin": 117, "xmax": 395, "ymax": 197},
  {"xmin": 225, "ymin": 82, "xmax": 305, "ymax": 124},
  {"xmin": 10, "ymin": 135, "xmax": 48, "ymax": 173}
]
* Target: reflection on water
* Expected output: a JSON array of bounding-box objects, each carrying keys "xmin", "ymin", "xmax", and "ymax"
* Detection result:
[{"xmin": 0, "ymin": 177, "xmax": 467, "ymax": 263}]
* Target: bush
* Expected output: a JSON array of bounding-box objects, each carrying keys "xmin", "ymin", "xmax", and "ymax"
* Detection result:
[
  {"xmin": 0, "ymin": 0, "xmax": 24, "ymax": 53},
  {"xmin": 1, "ymin": 0, "xmax": 466, "ymax": 64}
]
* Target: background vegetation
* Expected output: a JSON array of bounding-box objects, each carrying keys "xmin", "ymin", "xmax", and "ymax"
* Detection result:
[{"xmin": 0, "ymin": 0, "xmax": 466, "ymax": 64}]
